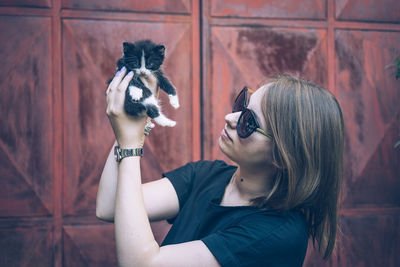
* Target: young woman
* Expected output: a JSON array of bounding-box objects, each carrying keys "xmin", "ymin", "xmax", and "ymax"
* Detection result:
[{"xmin": 96, "ymin": 68, "xmax": 344, "ymax": 267}]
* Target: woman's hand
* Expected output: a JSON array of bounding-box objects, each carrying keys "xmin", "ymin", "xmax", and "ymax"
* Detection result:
[{"xmin": 106, "ymin": 67, "xmax": 147, "ymax": 148}]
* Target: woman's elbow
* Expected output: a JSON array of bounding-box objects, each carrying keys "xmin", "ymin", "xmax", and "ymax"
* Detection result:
[{"xmin": 95, "ymin": 207, "xmax": 114, "ymax": 222}]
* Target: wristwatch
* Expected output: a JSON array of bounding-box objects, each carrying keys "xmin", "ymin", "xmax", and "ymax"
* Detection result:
[{"xmin": 114, "ymin": 146, "xmax": 143, "ymax": 162}]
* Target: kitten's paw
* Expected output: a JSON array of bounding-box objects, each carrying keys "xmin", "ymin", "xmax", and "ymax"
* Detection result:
[
  {"xmin": 129, "ymin": 86, "xmax": 143, "ymax": 101},
  {"xmin": 166, "ymin": 120, "xmax": 177, "ymax": 127},
  {"xmin": 154, "ymin": 116, "xmax": 176, "ymax": 127},
  {"xmin": 169, "ymin": 94, "xmax": 180, "ymax": 109}
]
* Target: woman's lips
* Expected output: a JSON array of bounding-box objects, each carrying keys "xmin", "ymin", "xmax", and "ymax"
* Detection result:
[{"xmin": 221, "ymin": 127, "xmax": 232, "ymax": 142}]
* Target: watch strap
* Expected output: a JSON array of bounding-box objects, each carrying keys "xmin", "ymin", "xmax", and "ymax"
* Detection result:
[{"xmin": 114, "ymin": 146, "xmax": 143, "ymax": 162}]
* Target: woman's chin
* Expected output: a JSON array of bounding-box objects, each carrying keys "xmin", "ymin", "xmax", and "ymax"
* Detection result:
[
  {"xmin": 218, "ymin": 137, "xmax": 235, "ymax": 161},
  {"xmin": 218, "ymin": 137, "xmax": 227, "ymax": 153}
]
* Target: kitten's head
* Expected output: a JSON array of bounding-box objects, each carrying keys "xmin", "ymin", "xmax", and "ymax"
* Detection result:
[{"xmin": 122, "ymin": 40, "xmax": 165, "ymax": 76}]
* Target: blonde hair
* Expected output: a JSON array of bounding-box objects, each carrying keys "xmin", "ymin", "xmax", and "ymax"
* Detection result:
[{"xmin": 252, "ymin": 74, "xmax": 344, "ymax": 259}]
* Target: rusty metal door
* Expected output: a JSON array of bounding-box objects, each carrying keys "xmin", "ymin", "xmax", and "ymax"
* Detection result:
[{"xmin": 1, "ymin": 0, "xmax": 399, "ymax": 266}]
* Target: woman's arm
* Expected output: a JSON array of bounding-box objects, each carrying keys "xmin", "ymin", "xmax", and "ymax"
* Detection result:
[
  {"xmin": 115, "ymin": 156, "xmax": 158, "ymax": 266},
  {"xmin": 96, "ymin": 140, "xmax": 118, "ymax": 222},
  {"xmin": 96, "ymin": 140, "xmax": 180, "ymax": 223},
  {"xmin": 106, "ymin": 68, "xmax": 220, "ymax": 266},
  {"xmin": 115, "ymin": 151, "xmax": 220, "ymax": 267}
]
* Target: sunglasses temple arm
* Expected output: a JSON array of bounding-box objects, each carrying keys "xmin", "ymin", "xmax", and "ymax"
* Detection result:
[{"xmin": 256, "ymin": 128, "xmax": 273, "ymax": 139}]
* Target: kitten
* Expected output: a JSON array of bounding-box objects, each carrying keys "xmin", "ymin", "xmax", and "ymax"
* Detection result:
[{"xmin": 110, "ymin": 40, "xmax": 180, "ymax": 127}]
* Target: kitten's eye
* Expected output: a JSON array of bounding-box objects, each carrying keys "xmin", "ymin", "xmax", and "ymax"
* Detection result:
[{"xmin": 125, "ymin": 57, "xmax": 139, "ymax": 67}]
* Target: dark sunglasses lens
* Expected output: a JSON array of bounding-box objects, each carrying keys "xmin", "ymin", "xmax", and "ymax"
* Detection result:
[
  {"xmin": 233, "ymin": 89, "xmax": 246, "ymax": 112},
  {"xmin": 237, "ymin": 109, "xmax": 257, "ymax": 138}
]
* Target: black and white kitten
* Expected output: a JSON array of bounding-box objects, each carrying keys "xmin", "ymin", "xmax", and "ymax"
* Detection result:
[{"xmin": 111, "ymin": 40, "xmax": 179, "ymax": 127}]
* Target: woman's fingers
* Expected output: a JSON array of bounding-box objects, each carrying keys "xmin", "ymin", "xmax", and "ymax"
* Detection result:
[
  {"xmin": 112, "ymin": 71, "xmax": 134, "ymax": 113},
  {"xmin": 106, "ymin": 69, "xmax": 134, "ymax": 116},
  {"xmin": 108, "ymin": 66, "xmax": 127, "ymax": 92},
  {"xmin": 117, "ymin": 71, "xmax": 134, "ymax": 92}
]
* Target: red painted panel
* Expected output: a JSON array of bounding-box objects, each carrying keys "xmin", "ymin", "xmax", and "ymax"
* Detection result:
[
  {"xmin": 336, "ymin": 0, "xmax": 400, "ymax": 22},
  {"xmin": 151, "ymin": 220, "xmax": 172, "ymax": 245},
  {"xmin": 204, "ymin": 26, "xmax": 328, "ymax": 161},
  {"xmin": 303, "ymin": 241, "xmax": 335, "ymax": 266},
  {"xmin": 0, "ymin": 16, "xmax": 53, "ymax": 216},
  {"xmin": 1, "ymin": 0, "xmax": 399, "ymax": 266},
  {"xmin": 335, "ymin": 30, "xmax": 400, "ymax": 208},
  {"xmin": 62, "ymin": 19, "xmax": 194, "ymax": 216},
  {"xmin": 62, "ymin": 0, "xmax": 191, "ymax": 14},
  {"xmin": 63, "ymin": 224, "xmax": 117, "ymax": 266},
  {"xmin": 0, "ymin": 0, "xmax": 51, "ymax": 8},
  {"xmin": 211, "ymin": 0, "xmax": 326, "ymax": 19},
  {"xmin": 0, "ymin": 226, "xmax": 53, "ymax": 266},
  {"xmin": 337, "ymin": 213, "xmax": 400, "ymax": 266},
  {"xmin": 62, "ymin": 222, "xmax": 170, "ymax": 266}
]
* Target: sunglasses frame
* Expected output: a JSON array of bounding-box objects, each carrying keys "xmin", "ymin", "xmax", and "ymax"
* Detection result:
[{"xmin": 232, "ymin": 87, "xmax": 273, "ymax": 139}]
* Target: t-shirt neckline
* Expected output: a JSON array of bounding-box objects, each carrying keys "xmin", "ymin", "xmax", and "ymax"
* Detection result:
[{"xmin": 209, "ymin": 167, "xmax": 259, "ymax": 210}]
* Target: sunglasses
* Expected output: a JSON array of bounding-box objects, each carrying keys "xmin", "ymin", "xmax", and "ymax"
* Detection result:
[{"xmin": 232, "ymin": 87, "xmax": 273, "ymax": 139}]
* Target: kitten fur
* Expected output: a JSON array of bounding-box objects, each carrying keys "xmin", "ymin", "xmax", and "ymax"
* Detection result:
[{"xmin": 109, "ymin": 40, "xmax": 179, "ymax": 127}]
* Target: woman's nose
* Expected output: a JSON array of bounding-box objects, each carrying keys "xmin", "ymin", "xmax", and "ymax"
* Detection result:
[{"xmin": 225, "ymin": 112, "xmax": 240, "ymax": 129}]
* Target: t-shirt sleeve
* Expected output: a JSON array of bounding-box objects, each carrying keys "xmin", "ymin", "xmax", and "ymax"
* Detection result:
[
  {"xmin": 162, "ymin": 160, "xmax": 231, "ymax": 224},
  {"xmin": 201, "ymin": 212, "xmax": 308, "ymax": 267},
  {"xmin": 163, "ymin": 160, "xmax": 230, "ymax": 210},
  {"xmin": 162, "ymin": 162, "xmax": 197, "ymax": 211}
]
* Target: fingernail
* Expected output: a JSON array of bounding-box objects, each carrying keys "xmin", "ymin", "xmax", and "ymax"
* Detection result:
[
  {"xmin": 128, "ymin": 71, "xmax": 133, "ymax": 76},
  {"xmin": 121, "ymin": 66, "xmax": 126, "ymax": 72}
]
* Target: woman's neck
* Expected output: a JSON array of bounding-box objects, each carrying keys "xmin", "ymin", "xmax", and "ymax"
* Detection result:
[
  {"xmin": 232, "ymin": 165, "xmax": 275, "ymax": 200},
  {"xmin": 221, "ymin": 164, "xmax": 276, "ymax": 207}
]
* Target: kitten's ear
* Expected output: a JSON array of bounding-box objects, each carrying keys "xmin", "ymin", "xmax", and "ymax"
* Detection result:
[
  {"xmin": 155, "ymin": 45, "xmax": 165, "ymax": 56},
  {"xmin": 123, "ymin": 42, "xmax": 134, "ymax": 53}
]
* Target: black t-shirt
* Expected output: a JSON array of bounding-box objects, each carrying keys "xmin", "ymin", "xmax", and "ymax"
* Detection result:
[{"xmin": 161, "ymin": 160, "xmax": 308, "ymax": 267}]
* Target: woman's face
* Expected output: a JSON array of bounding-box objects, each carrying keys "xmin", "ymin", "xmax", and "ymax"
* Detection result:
[{"xmin": 219, "ymin": 84, "xmax": 274, "ymax": 169}]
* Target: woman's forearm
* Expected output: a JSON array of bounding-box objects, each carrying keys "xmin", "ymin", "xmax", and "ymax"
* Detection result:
[
  {"xmin": 96, "ymin": 141, "xmax": 118, "ymax": 222},
  {"xmin": 114, "ymin": 156, "xmax": 159, "ymax": 266},
  {"xmin": 104, "ymin": 68, "xmax": 159, "ymax": 266}
]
